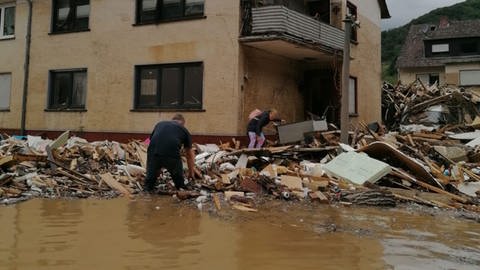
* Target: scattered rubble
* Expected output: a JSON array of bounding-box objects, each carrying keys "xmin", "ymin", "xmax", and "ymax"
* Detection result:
[
  {"xmin": 1, "ymin": 83, "xmax": 480, "ymax": 218},
  {"xmin": 382, "ymin": 80, "xmax": 480, "ymax": 131}
]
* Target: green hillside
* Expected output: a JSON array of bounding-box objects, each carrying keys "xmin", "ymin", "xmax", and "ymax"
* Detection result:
[{"xmin": 382, "ymin": 0, "xmax": 480, "ymax": 82}]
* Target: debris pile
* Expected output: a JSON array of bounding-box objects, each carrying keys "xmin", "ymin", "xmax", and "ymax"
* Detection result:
[
  {"xmin": 0, "ymin": 131, "xmax": 147, "ymax": 204},
  {"xmin": 2, "ymin": 123, "xmax": 480, "ymax": 219},
  {"xmin": 3, "ymin": 90, "xmax": 480, "ymax": 219},
  {"xmin": 382, "ymin": 80, "xmax": 480, "ymax": 131}
]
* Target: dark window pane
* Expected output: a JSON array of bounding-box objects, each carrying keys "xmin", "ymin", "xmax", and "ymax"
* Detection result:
[
  {"xmin": 54, "ymin": 0, "xmax": 72, "ymax": 31},
  {"xmin": 140, "ymin": 0, "xmax": 157, "ymax": 22},
  {"xmin": 460, "ymin": 42, "xmax": 477, "ymax": 54},
  {"xmin": 135, "ymin": 63, "xmax": 203, "ymax": 109},
  {"xmin": 75, "ymin": 3, "xmax": 90, "ymax": 29},
  {"xmin": 161, "ymin": 67, "xmax": 181, "ymax": 106},
  {"xmin": 429, "ymin": 74, "xmax": 439, "ymax": 86},
  {"xmin": 184, "ymin": 65, "xmax": 202, "ymax": 107},
  {"xmin": 52, "ymin": 73, "xmax": 72, "ymax": 108},
  {"xmin": 53, "ymin": 0, "xmax": 89, "ymax": 32},
  {"xmin": 72, "ymin": 72, "xmax": 87, "ymax": 107},
  {"xmin": 50, "ymin": 70, "xmax": 87, "ymax": 109},
  {"xmin": 139, "ymin": 68, "xmax": 158, "ymax": 106},
  {"xmin": 4, "ymin": 7, "xmax": 15, "ymax": 36},
  {"xmin": 161, "ymin": 0, "xmax": 182, "ymax": 19},
  {"xmin": 185, "ymin": 0, "xmax": 204, "ymax": 16},
  {"xmin": 347, "ymin": 2, "xmax": 357, "ymax": 42}
]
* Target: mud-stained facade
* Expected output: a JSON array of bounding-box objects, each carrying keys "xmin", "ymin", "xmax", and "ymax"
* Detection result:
[{"xmin": 0, "ymin": 0, "xmax": 389, "ymax": 140}]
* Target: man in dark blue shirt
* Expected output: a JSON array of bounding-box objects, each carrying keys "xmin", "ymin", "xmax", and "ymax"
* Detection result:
[{"xmin": 145, "ymin": 114, "xmax": 195, "ymax": 192}]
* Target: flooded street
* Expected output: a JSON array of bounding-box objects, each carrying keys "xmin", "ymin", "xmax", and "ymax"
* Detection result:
[{"xmin": 0, "ymin": 198, "xmax": 479, "ymax": 270}]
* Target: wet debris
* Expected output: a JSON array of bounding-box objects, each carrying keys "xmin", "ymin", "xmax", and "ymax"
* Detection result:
[{"xmin": 2, "ymin": 87, "xmax": 480, "ymax": 218}]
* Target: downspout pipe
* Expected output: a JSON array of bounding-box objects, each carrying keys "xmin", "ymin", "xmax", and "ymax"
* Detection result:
[
  {"xmin": 340, "ymin": 16, "xmax": 352, "ymax": 144},
  {"xmin": 20, "ymin": 0, "xmax": 33, "ymax": 136}
]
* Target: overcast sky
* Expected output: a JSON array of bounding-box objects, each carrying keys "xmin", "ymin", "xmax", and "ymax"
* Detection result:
[{"xmin": 381, "ymin": 0, "xmax": 466, "ymax": 30}]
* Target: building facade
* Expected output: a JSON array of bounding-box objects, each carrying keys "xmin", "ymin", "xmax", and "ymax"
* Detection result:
[
  {"xmin": 0, "ymin": 0, "xmax": 389, "ymax": 141},
  {"xmin": 398, "ymin": 18, "xmax": 480, "ymax": 88}
]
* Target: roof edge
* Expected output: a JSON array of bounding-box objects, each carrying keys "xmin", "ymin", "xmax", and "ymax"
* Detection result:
[{"xmin": 378, "ymin": 0, "xmax": 391, "ymax": 19}]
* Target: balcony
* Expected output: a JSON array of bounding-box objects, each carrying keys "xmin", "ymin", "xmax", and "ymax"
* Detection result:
[{"xmin": 240, "ymin": 5, "xmax": 345, "ymax": 60}]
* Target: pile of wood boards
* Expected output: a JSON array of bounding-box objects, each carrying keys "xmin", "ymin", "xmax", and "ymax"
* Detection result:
[
  {"xmin": 1, "ymin": 125, "xmax": 480, "ymax": 217},
  {"xmin": 382, "ymin": 80, "xmax": 479, "ymax": 130},
  {"xmin": 0, "ymin": 132, "xmax": 147, "ymax": 203}
]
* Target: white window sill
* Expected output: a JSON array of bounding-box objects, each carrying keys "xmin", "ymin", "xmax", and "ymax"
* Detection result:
[{"xmin": 0, "ymin": 35, "xmax": 15, "ymax": 41}]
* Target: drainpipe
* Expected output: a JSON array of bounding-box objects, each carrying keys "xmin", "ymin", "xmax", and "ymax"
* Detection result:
[
  {"xmin": 20, "ymin": 0, "xmax": 33, "ymax": 136},
  {"xmin": 340, "ymin": 16, "xmax": 352, "ymax": 144}
]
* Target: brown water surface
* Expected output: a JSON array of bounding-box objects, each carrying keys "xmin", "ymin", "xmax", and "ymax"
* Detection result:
[{"xmin": 0, "ymin": 198, "xmax": 479, "ymax": 270}]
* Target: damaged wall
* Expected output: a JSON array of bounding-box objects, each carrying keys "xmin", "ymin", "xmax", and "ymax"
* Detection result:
[
  {"xmin": 0, "ymin": 0, "xmax": 28, "ymax": 129},
  {"xmin": 19, "ymin": 0, "xmax": 242, "ymax": 136},
  {"xmin": 240, "ymin": 46, "xmax": 304, "ymax": 134}
]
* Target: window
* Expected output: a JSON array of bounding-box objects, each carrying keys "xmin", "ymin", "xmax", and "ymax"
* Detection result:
[
  {"xmin": 52, "ymin": 0, "xmax": 90, "ymax": 33},
  {"xmin": 49, "ymin": 69, "xmax": 87, "ymax": 109},
  {"xmin": 135, "ymin": 62, "xmax": 203, "ymax": 109},
  {"xmin": 0, "ymin": 4, "xmax": 15, "ymax": 39},
  {"xmin": 346, "ymin": 1, "xmax": 357, "ymax": 42},
  {"xmin": 460, "ymin": 41, "xmax": 478, "ymax": 54},
  {"xmin": 416, "ymin": 73, "xmax": 439, "ymax": 86},
  {"xmin": 0, "ymin": 73, "xmax": 11, "ymax": 110},
  {"xmin": 136, "ymin": 0, "xmax": 205, "ymax": 24},
  {"xmin": 348, "ymin": 76, "xmax": 357, "ymax": 115},
  {"xmin": 460, "ymin": 70, "xmax": 480, "ymax": 86},
  {"xmin": 432, "ymin": 44, "xmax": 449, "ymax": 53}
]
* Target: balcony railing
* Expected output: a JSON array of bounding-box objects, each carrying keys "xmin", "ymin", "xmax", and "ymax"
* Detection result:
[{"xmin": 244, "ymin": 5, "xmax": 344, "ymax": 51}]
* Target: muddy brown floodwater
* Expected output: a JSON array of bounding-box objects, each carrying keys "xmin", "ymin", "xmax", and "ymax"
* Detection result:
[{"xmin": 0, "ymin": 198, "xmax": 479, "ymax": 270}]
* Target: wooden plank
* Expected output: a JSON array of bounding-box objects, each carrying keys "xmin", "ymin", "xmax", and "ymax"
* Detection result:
[
  {"xmin": 412, "ymin": 132, "xmax": 445, "ymax": 140},
  {"xmin": 212, "ymin": 193, "xmax": 221, "ymax": 211},
  {"xmin": 390, "ymin": 169, "xmax": 468, "ymax": 203},
  {"xmin": 0, "ymin": 156, "xmax": 15, "ymax": 168},
  {"xmin": 224, "ymin": 191, "xmax": 245, "ymax": 201},
  {"xmin": 232, "ymin": 204, "xmax": 258, "ymax": 212},
  {"xmin": 56, "ymin": 168, "xmax": 89, "ymax": 185},
  {"xmin": 221, "ymin": 174, "xmax": 231, "ymax": 184},
  {"xmin": 13, "ymin": 153, "xmax": 47, "ymax": 162},
  {"xmin": 135, "ymin": 143, "xmax": 147, "ymax": 169},
  {"xmin": 100, "ymin": 173, "xmax": 132, "ymax": 198},
  {"xmin": 280, "ymin": 175, "xmax": 303, "ymax": 190}
]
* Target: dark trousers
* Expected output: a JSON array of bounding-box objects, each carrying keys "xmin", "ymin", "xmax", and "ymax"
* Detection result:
[{"xmin": 145, "ymin": 153, "xmax": 186, "ymax": 190}]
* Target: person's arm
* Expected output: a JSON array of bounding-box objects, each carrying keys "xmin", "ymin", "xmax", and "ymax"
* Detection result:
[{"xmin": 186, "ymin": 147, "xmax": 195, "ymax": 179}]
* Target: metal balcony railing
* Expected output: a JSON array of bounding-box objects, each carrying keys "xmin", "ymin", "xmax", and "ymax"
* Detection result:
[{"xmin": 245, "ymin": 5, "xmax": 344, "ymax": 50}]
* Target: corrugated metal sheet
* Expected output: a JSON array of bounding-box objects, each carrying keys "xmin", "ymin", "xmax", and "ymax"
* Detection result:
[{"xmin": 251, "ymin": 6, "xmax": 344, "ymax": 50}]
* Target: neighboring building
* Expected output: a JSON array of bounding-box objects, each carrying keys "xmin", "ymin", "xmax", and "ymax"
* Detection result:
[
  {"xmin": 0, "ymin": 0, "xmax": 389, "ymax": 141},
  {"xmin": 398, "ymin": 18, "xmax": 480, "ymax": 88}
]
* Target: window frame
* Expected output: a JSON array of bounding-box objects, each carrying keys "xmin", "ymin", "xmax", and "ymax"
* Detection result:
[
  {"xmin": 346, "ymin": 1, "xmax": 357, "ymax": 43},
  {"xmin": 0, "ymin": 3, "xmax": 15, "ymax": 40},
  {"xmin": 0, "ymin": 73, "xmax": 12, "ymax": 111},
  {"xmin": 134, "ymin": 62, "xmax": 204, "ymax": 111},
  {"xmin": 348, "ymin": 76, "xmax": 358, "ymax": 116},
  {"xmin": 50, "ymin": 0, "xmax": 90, "ymax": 34},
  {"xmin": 47, "ymin": 68, "xmax": 88, "ymax": 111},
  {"xmin": 135, "ymin": 0, "xmax": 206, "ymax": 25}
]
